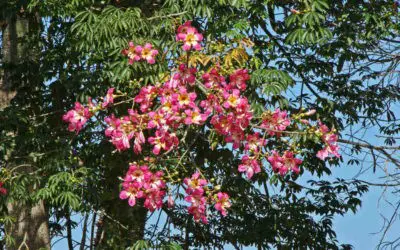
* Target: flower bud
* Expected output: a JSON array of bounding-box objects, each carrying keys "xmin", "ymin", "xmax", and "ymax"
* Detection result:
[
  {"xmin": 168, "ymin": 195, "xmax": 174, "ymax": 208},
  {"xmin": 304, "ymin": 109, "xmax": 316, "ymax": 116},
  {"xmin": 291, "ymin": 9, "xmax": 301, "ymax": 14},
  {"xmin": 300, "ymin": 119, "xmax": 310, "ymax": 125}
]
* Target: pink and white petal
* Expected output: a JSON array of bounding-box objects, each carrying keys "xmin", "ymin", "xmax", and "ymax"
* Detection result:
[
  {"xmin": 119, "ymin": 191, "xmax": 129, "ymax": 200},
  {"xmin": 128, "ymin": 196, "xmax": 136, "ymax": 206}
]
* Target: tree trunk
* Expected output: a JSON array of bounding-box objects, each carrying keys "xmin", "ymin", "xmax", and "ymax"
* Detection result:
[
  {"xmin": 97, "ymin": 202, "xmax": 147, "ymax": 248},
  {"xmin": 0, "ymin": 13, "xmax": 18, "ymax": 109},
  {"xmin": 6, "ymin": 201, "xmax": 51, "ymax": 250},
  {"xmin": 1, "ymin": 11, "xmax": 51, "ymax": 250}
]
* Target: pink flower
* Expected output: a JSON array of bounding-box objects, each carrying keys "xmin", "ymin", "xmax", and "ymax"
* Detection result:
[
  {"xmin": 110, "ymin": 129, "xmax": 133, "ymax": 151},
  {"xmin": 238, "ymin": 155, "xmax": 261, "ymax": 179},
  {"xmin": 147, "ymin": 110, "xmax": 167, "ymax": 129},
  {"xmin": 229, "ymin": 69, "xmax": 249, "ymax": 91},
  {"xmin": 214, "ymin": 192, "xmax": 231, "ymax": 216},
  {"xmin": 122, "ymin": 42, "xmax": 158, "ymax": 64},
  {"xmin": 120, "ymin": 165, "xmax": 166, "ymax": 210},
  {"xmin": 200, "ymin": 94, "xmax": 223, "ymax": 114},
  {"xmin": 134, "ymin": 86, "xmax": 158, "ymax": 112},
  {"xmin": 168, "ymin": 195, "xmax": 174, "ymax": 208},
  {"xmin": 148, "ymin": 130, "xmax": 166, "ymax": 155},
  {"xmin": 122, "ymin": 41, "xmax": 140, "ymax": 64},
  {"xmin": 267, "ymin": 150, "xmax": 302, "ymax": 176},
  {"xmin": 125, "ymin": 164, "xmax": 148, "ymax": 183},
  {"xmin": 133, "ymin": 131, "xmax": 145, "ymax": 154},
  {"xmin": 184, "ymin": 172, "xmax": 208, "ymax": 194},
  {"xmin": 102, "ymin": 88, "xmax": 115, "ymax": 108},
  {"xmin": 104, "ymin": 116, "xmax": 118, "ymax": 137},
  {"xmin": 281, "ymin": 151, "xmax": 302, "ymax": 175},
  {"xmin": 184, "ymin": 188, "xmax": 206, "ymax": 206},
  {"xmin": 188, "ymin": 204, "xmax": 208, "ymax": 224},
  {"xmin": 184, "ymin": 108, "xmax": 208, "ymax": 125},
  {"xmin": 235, "ymin": 98, "xmax": 253, "ymax": 128},
  {"xmin": 144, "ymin": 171, "xmax": 165, "ymax": 190},
  {"xmin": 202, "ymin": 68, "xmax": 226, "ymax": 89},
  {"xmin": 171, "ymin": 87, "xmax": 197, "ymax": 109},
  {"xmin": 135, "ymin": 43, "xmax": 158, "ymax": 64},
  {"xmin": 174, "ymin": 64, "xmax": 197, "ymax": 85},
  {"xmin": 176, "ymin": 21, "xmax": 203, "ymax": 51},
  {"xmin": 164, "ymin": 77, "xmax": 181, "ymax": 89},
  {"xmin": 244, "ymin": 132, "xmax": 267, "ymax": 153},
  {"xmin": 119, "ymin": 182, "xmax": 143, "ymax": 207},
  {"xmin": 104, "ymin": 115, "xmax": 133, "ymax": 151},
  {"xmin": 148, "ymin": 130, "xmax": 179, "ymax": 155},
  {"xmin": 184, "ymin": 187, "xmax": 208, "ymax": 224},
  {"xmin": 224, "ymin": 128, "xmax": 244, "ymax": 150},
  {"xmin": 211, "ymin": 114, "xmax": 233, "ymax": 136},
  {"xmin": 144, "ymin": 190, "xmax": 165, "ymax": 211},
  {"xmin": 176, "ymin": 21, "xmax": 193, "ymax": 35},
  {"xmin": 62, "ymin": 102, "xmax": 92, "ymax": 133},
  {"xmin": 317, "ymin": 122, "xmax": 340, "ymax": 160},
  {"xmin": 261, "ymin": 109, "xmax": 291, "ymax": 136},
  {"xmin": 316, "ymin": 135, "xmax": 340, "ymax": 160},
  {"xmin": 267, "ymin": 151, "xmax": 283, "ymax": 173},
  {"xmin": 223, "ymin": 89, "xmax": 242, "ymax": 109}
]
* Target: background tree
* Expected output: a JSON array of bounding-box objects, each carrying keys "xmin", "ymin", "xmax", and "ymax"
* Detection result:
[
  {"xmin": 0, "ymin": 0, "xmax": 398, "ymax": 249},
  {"xmin": 0, "ymin": 1, "xmax": 51, "ymax": 249}
]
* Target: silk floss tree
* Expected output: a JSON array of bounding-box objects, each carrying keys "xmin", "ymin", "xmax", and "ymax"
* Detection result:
[{"xmin": 62, "ymin": 21, "xmax": 340, "ymax": 225}]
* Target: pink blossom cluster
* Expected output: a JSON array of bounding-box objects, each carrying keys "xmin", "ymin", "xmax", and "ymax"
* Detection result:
[
  {"xmin": 104, "ymin": 114, "xmax": 135, "ymax": 151},
  {"xmin": 204, "ymin": 69, "xmax": 253, "ymax": 148},
  {"xmin": 119, "ymin": 164, "xmax": 166, "ymax": 211},
  {"xmin": 198, "ymin": 68, "xmax": 270, "ymax": 180},
  {"xmin": 62, "ymin": 102, "xmax": 92, "ymax": 133},
  {"xmin": 62, "ymin": 21, "xmax": 343, "ymax": 224},
  {"xmin": 102, "ymin": 88, "xmax": 115, "ymax": 108},
  {"xmin": 260, "ymin": 109, "xmax": 291, "ymax": 136},
  {"xmin": 176, "ymin": 21, "xmax": 203, "ymax": 51},
  {"xmin": 237, "ymin": 133, "xmax": 267, "ymax": 179},
  {"xmin": 63, "ymin": 88, "xmax": 116, "ymax": 133},
  {"xmin": 103, "ymin": 74, "xmax": 209, "ymax": 155},
  {"xmin": 238, "ymin": 155, "xmax": 262, "ymax": 179},
  {"xmin": 173, "ymin": 64, "xmax": 197, "ymax": 86},
  {"xmin": 184, "ymin": 172, "xmax": 209, "ymax": 223},
  {"xmin": 267, "ymin": 150, "xmax": 302, "ymax": 176},
  {"xmin": 122, "ymin": 42, "xmax": 159, "ymax": 64},
  {"xmin": 101, "ymin": 65, "xmax": 249, "ymax": 221},
  {"xmin": 214, "ymin": 192, "xmax": 231, "ymax": 217},
  {"xmin": 229, "ymin": 69, "xmax": 250, "ymax": 91},
  {"xmin": 183, "ymin": 172, "xmax": 231, "ymax": 223},
  {"xmin": 316, "ymin": 122, "xmax": 340, "ymax": 160}
]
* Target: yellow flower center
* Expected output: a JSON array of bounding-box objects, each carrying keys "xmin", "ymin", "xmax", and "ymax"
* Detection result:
[
  {"xmin": 179, "ymin": 94, "xmax": 189, "ymax": 105},
  {"xmin": 142, "ymin": 48, "xmax": 151, "ymax": 58},
  {"xmin": 192, "ymin": 112, "xmax": 200, "ymax": 122},
  {"xmin": 228, "ymin": 95, "xmax": 238, "ymax": 107},
  {"xmin": 185, "ymin": 33, "xmax": 197, "ymax": 45}
]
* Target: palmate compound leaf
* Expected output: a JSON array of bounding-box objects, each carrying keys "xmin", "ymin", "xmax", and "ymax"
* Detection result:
[
  {"xmin": 251, "ymin": 69, "xmax": 294, "ymax": 96},
  {"xmin": 130, "ymin": 240, "xmax": 151, "ymax": 250},
  {"xmin": 55, "ymin": 191, "xmax": 81, "ymax": 210},
  {"xmin": 160, "ymin": 242, "xmax": 183, "ymax": 250}
]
